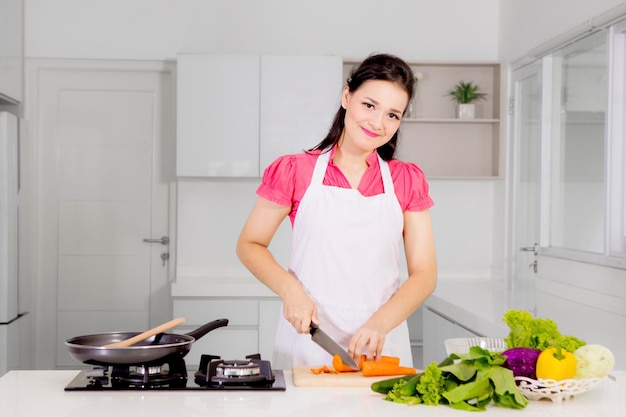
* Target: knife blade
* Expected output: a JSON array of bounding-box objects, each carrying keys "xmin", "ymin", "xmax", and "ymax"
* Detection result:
[{"xmin": 309, "ymin": 322, "xmax": 360, "ymax": 370}]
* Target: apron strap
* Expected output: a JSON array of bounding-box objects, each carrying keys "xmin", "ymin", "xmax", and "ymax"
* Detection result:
[
  {"xmin": 378, "ymin": 154, "xmax": 395, "ymax": 196},
  {"xmin": 310, "ymin": 150, "xmax": 331, "ymax": 186}
]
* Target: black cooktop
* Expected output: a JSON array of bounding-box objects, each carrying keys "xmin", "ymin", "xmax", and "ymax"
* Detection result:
[
  {"xmin": 64, "ymin": 369, "xmax": 286, "ymax": 391},
  {"xmin": 64, "ymin": 354, "xmax": 286, "ymax": 391}
]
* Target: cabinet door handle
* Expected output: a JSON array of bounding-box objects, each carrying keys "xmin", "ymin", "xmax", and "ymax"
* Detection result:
[{"xmin": 143, "ymin": 236, "xmax": 170, "ymax": 245}]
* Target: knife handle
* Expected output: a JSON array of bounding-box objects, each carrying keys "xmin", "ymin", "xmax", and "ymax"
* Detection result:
[{"xmin": 309, "ymin": 322, "xmax": 318, "ymax": 335}]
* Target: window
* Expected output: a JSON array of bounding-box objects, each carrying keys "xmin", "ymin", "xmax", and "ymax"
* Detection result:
[
  {"xmin": 538, "ymin": 17, "xmax": 626, "ymax": 267},
  {"xmin": 549, "ymin": 33, "xmax": 607, "ymax": 254}
]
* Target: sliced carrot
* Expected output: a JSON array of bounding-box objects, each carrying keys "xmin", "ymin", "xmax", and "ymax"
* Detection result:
[
  {"xmin": 324, "ymin": 365, "xmax": 338, "ymax": 374},
  {"xmin": 360, "ymin": 360, "xmax": 416, "ymax": 377},
  {"xmin": 310, "ymin": 365, "xmax": 339, "ymax": 374},
  {"xmin": 332, "ymin": 354, "xmax": 359, "ymax": 372},
  {"xmin": 310, "ymin": 367, "xmax": 324, "ymax": 374},
  {"xmin": 358, "ymin": 354, "xmax": 400, "ymax": 370}
]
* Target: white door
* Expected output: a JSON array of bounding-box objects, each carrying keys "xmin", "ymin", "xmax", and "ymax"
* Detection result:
[
  {"xmin": 508, "ymin": 62, "xmax": 543, "ymax": 310},
  {"xmin": 34, "ymin": 63, "xmax": 174, "ymax": 368}
]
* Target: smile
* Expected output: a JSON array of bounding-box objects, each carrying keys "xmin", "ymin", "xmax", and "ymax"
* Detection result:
[{"xmin": 361, "ymin": 127, "xmax": 378, "ymax": 138}]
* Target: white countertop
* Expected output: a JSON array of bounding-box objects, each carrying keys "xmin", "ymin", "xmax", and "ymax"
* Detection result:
[
  {"xmin": 1, "ymin": 370, "xmax": 625, "ymax": 417},
  {"xmin": 423, "ymin": 278, "xmax": 520, "ymax": 337}
]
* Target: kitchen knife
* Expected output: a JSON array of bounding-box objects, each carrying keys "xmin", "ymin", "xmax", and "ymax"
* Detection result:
[{"xmin": 309, "ymin": 322, "xmax": 360, "ymax": 370}]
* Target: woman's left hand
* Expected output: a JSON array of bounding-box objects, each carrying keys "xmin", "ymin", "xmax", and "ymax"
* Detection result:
[{"xmin": 348, "ymin": 324, "xmax": 386, "ymax": 362}]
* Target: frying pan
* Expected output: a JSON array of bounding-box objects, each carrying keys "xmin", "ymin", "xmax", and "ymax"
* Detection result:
[{"xmin": 65, "ymin": 318, "xmax": 229, "ymax": 366}]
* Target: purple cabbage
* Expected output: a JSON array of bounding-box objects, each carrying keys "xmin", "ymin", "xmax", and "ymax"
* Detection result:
[{"xmin": 501, "ymin": 348, "xmax": 541, "ymax": 379}]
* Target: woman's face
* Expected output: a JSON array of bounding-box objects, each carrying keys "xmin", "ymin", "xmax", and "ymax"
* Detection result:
[{"xmin": 341, "ymin": 79, "xmax": 409, "ymax": 153}]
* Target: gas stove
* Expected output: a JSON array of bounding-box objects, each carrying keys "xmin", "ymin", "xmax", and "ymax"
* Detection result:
[{"xmin": 64, "ymin": 353, "xmax": 286, "ymax": 391}]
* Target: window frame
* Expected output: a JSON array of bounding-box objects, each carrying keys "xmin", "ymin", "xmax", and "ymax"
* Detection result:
[
  {"xmin": 608, "ymin": 20, "xmax": 626, "ymax": 257},
  {"xmin": 537, "ymin": 21, "xmax": 626, "ymax": 269}
]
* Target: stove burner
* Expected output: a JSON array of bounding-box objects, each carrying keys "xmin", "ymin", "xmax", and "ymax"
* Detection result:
[
  {"xmin": 216, "ymin": 360, "xmax": 260, "ymax": 377},
  {"xmin": 134, "ymin": 365, "xmax": 165, "ymax": 376},
  {"xmin": 108, "ymin": 355, "xmax": 187, "ymax": 388},
  {"xmin": 83, "ymin": 366, "xmax": 109, "ymax": 387},
  {"xmin": 195, "ymin": 354, "xmax": 276, "ymax": 387}
]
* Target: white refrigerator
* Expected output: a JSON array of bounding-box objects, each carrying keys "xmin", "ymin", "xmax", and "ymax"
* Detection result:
[{"xmin": 0, "ymin": 111, "xmax": 28, "ymax": 376}]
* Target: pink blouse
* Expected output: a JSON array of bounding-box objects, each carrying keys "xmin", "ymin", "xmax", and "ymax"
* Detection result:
[{"xmin": 257, "ymin": 147, "xmax": 434, "ymax": 225}]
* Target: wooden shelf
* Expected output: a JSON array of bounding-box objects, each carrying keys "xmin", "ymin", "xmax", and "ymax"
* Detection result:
[{"xmin": 344, "ymin": 60, "xmax": 506, "ymax": 179}]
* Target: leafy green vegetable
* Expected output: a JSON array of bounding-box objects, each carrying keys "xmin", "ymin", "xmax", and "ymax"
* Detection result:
[
  {"xmin": 503, "ymin": 309, "xmax": 585, "ymax": 351},
  {"xmin": 416, "ymin": 362, "xmax": 445, "ymax": 405},
  {"xmin": 384, "ymin": 362, "xmax": 442, "ymax": 405},
  {"xmin": 399, "ymin": 372, "xmax": 423, "ymax": 396},
  {"xmin": 384, "ymin": 379, "xmax": 422, "ymax": 405},
  {"xmin": 559, "ymin": 335, "xmax": 587, "ymax": 353},
  {"xmin": 444, "ymin": 376, "xmax": 492, "ymax": 411},
  {"xmin": 502, "ymin": 309, "xmax": 534, "ymax": 348},
  {"xmin": 487, "ymin": 366, "xmax": 528, "ymax": 409},
  {"xmin": 376, "ymin": 346, "xmax": 528, "ymax": 411},
  {"xmin": 370, "ymin": 375, "xmax": 416, "ymax": 394}
]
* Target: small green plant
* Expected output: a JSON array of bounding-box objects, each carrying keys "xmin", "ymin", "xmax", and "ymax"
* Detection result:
[{"xmin": 448, "ymin": 81, "xmax": 486, "ymax": 104}]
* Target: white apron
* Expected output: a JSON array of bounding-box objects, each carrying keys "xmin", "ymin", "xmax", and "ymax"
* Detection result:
[{"xmin": 272, "ymin": 150, "xmax": 412, "ymax": 369}]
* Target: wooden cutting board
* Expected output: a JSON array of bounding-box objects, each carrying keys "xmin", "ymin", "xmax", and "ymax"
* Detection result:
[{"xmin": 292, "ymin": 366, "xmax": 414, "ymax": 387}]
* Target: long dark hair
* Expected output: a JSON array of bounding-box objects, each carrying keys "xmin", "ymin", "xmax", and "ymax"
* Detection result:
[{"xmin": 309, "ymin": 53, "xmax": 415, "ymax": 161}]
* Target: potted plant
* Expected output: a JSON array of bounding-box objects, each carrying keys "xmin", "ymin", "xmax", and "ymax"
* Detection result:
[{"xmin": 448, "ymin": 81, "xmax": 486, "ymax": 119}]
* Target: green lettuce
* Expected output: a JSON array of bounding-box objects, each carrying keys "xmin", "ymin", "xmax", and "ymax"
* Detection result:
[
  {"xmin": 503, "ymin": 309, "xmax": 585, "ymax": 351},
  {"xmin": 416, "ymin": 362, "xmax": 445, "ymax": 405},
  {"xmin": 379, "ymin": 346, "xmax": 528, "ymax": 411}
]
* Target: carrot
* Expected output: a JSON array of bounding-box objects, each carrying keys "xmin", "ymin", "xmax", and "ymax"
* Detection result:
[
  {"xmin": 358, "ymin": 354, "xmax": 400, "ymax": 370},
  {"xmin": 360, "ymin": 360, "xmax": 416, "ymax": 377},
  {"xmin": 332, "ymin": 354, "xmax": 358, "ymax": 372},
  {"xmin": 324, "ymin": 365, "xmax": 338, "ymax": 374},
  {"xmin": 310, "ymin": 367, "xmax": 324, "ymax": 374},
  {"xmin": 310, "ymin": 365, "xmax": 338, "ymax": 374}
]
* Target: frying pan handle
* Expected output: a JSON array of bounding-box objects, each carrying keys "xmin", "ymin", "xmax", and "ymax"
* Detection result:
[{"xmin": 185, "ymin": 318, "xmax": 229, "ymax": 340}]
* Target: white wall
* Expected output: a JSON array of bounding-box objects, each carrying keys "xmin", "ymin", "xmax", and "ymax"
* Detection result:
[
  {"xmin": 24, "ymin": 0, "xmax": 504, "ymax": 280},
  {"xmin": 175, "ymin": 179, "xmax": 292, "ymax": 279},
  {"xmin": 175, "ymin": 178, "xmax": 500, "ymax": 280},
  {"xmin": 498, "ymin": 0, "xmax": 625, "ymax": 62},
  {"xmin": 25, "ymin": 0, "xmax": 500, "ymax": 61},
  {"xmin": 25, "ymin": 0, "xmax": 624, "ymax": 280}
]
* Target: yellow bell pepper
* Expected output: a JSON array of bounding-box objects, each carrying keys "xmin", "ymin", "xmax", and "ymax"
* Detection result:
[{"xmin": 535, "ymin": 346, "xmax": 577, "ymax": 381}]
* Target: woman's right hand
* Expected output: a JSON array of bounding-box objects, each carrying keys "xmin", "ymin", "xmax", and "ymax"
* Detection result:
[{"xmin": 282, "ymin": 283, "xmax": 318, "ymax": 334}]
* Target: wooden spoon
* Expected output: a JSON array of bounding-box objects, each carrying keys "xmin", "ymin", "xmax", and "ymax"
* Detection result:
[{"xmin": 103, "ymin": 317, "xmax": 186, "ymax": 348}]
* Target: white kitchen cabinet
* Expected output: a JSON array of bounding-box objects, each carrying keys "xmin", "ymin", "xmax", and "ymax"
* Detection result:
[
  {"xmin": 258, "ymin": 299, "xmax": 281, "ymax": 361},
  {"xmin": 176, "ymin": 54, "xmax": 342, "ymax": 177},
  {"xmin": 172, "ymin": 297, "xmax": 281, "ymax": 368},
  {"xmin": 0, "ymin": 0, "xmax": 23, "ymax": 103},
  {"xmin": 422, "ymin": 307, "xmax": 480, "ymax": 366},
  {"xmin": 176, "ymin": 54, "xmax": 261, "ymax": 177},
  {"xmin": 0, "ymin": 313, "xmax": 30, "ymax": 376},
  {"xmin": 343, "ymin": 61, "xmax": 505, "ymax": 178},
  {"xmin": 259, "ymin": 55, "xmax": 342, "ymax": 171},
  {"xmin": 407, "ymin": 307, "xmax": 424, "ymax": 369}
]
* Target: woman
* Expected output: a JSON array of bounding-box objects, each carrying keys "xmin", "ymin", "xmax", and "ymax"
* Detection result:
[{"xmin": 236, "ymin": 53, "xmax": 437, "ymax": 370}]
